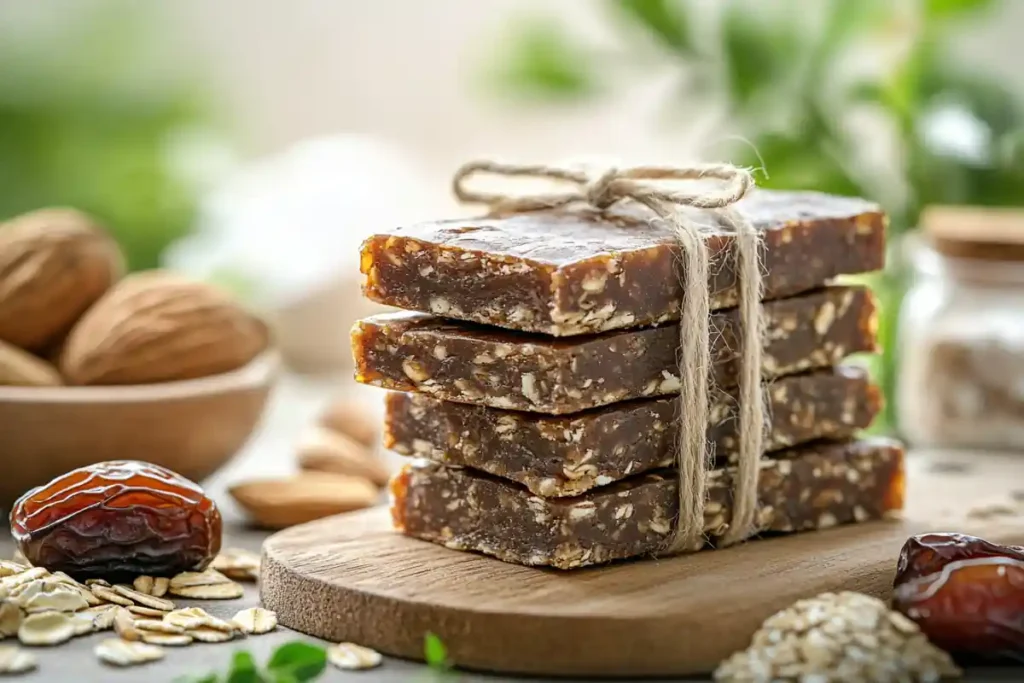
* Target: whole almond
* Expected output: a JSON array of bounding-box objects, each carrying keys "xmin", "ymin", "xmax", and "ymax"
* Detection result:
[
  {"xmin": 60, "ymin": 270, "xmax": 270, "ymax": 385},
  {"xmin": 228, "ymin": 473, "xmax": 378, "ymax": 529},
  {"xmin": 297, "ymin": 426, "xmax": 390, "ymax": 487},
  {"xmin": 0, "ymin": 208, "xmax": 124, "ymax": 350},
  {"xmin": 318, "ymin": 396, "xmax": 379, "ymax": 447},
  {"xmin": 0, "ymin": 339, "xmax": 62, "ymax": 386}
]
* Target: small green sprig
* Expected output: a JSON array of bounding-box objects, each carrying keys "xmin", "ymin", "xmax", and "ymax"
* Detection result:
[
  {"xmin": 177, "ymin": 633, "xmax": 456, "ymax": 682},
  {"xmin": 423, "ymin": 632, "xmax": 452, "ymax": 671},
  {"xmin": 175, "ymin": 641, "xmax": 327, "ymax": 683}
]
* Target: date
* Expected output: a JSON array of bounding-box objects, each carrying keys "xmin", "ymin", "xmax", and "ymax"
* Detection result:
[
  {"xmin": 893, "ymin": 556, "xmax": 1024, "ymax": 660},
  {"xmin": 9, "ymin": 460, "xmax": 222, "ymax": 580},
  {"xmin": 895, "ymin": 532, "xmax": 1024, "ymax": 586}
]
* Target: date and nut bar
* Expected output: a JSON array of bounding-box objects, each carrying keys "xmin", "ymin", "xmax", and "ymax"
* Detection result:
[
  {"xmin": 361, "ymin": 190, "xmax": 885, "ymax": 336},
  {"xmin": 353, "ymin": 285, "xmax": 878, "ymax": 414},
  {"xmin": 390, "ymin": 438, "xmax": 905, "ymax": 570},
  {"xmin": 384, "ymin": 366, "xmax": 882, "ymax": 497}
]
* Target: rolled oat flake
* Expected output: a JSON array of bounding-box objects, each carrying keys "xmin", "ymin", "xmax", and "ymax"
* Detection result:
[{"xmin": 713, "ymin": 592, "xmax": 961, "ymax": 682}]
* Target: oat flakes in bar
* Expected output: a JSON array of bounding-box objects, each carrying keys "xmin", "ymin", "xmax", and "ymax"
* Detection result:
[
  {"xmin": 360, "ymin": 190, "xmax": 885, "ymax": 336},
  {"xmin": 384, "ymin": 366, "xmax": 882, "ymax": 497},
  {"xmin": 390, "ymin": 438, "xmax": 905, "ymax": 570},
  {"xmin": 353, "ymin": 285, "xmax": 878, "ymax": 414}
]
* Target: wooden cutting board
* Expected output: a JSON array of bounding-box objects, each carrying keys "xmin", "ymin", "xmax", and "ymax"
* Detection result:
[{"xmin": 260, "ymin": 450, "xmax": 1024, "ymax": 677}]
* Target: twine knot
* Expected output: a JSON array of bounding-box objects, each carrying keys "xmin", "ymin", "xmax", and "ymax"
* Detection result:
[{"xmin": 452, "ymin": 159, "xmax": 766, "ymax": 553}]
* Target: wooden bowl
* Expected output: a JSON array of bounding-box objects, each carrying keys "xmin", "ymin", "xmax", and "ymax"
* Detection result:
[{"xmin": 0, "ymin": 352, "xmax": 279, "ymax": 512}]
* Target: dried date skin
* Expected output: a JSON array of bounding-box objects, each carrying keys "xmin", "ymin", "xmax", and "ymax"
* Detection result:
[
  {"xmin": 894, "ymin": 556, "xmax": 1024, "ymax": 661},
  {"xmin": 9, "ymin": 461, "xmax": 222, "ymax": 580},
  {"xmin": 895, "ymin": 532, "xmax": 1024, "ymax": 586}
]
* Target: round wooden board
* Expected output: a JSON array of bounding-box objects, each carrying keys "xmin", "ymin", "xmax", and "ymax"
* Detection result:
[{"xmin": 261, "ymin": 452, "xmax": 1024, "ymax": 677}]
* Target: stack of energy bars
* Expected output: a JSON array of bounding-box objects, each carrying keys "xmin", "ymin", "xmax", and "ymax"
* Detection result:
[{"xmin": 351, "ymin": 190, "xmax": 904, "ymax": 569}]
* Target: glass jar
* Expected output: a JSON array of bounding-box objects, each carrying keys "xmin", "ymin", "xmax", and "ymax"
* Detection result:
[{"xmin": 898, "ymin": 209, "xmax": 1024, "ymax": 450}]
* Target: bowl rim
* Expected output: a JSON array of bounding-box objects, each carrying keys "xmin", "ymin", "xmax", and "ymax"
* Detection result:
[{"xmin": 0, "ymin": 350, "xmax": 281, "ymax": 404}]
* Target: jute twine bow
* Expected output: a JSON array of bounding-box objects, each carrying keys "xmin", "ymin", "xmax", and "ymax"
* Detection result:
[{"xmin": 452, "ymin": 160, "xmax": 766, "ymax": 552}]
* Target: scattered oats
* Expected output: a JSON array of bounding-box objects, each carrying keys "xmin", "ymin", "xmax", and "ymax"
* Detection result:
[
  {"xmin": 232, "ymin": 607, "xmax": 277, "ymax": 635},
  {"xmin": 164, "ymin": 607, "xmax": 235, "ymax": 632},
  {"xmin": 46, "ymin": 572, "xmax": 81, "ymax": 589},
  {"xmin": 9, "ymin": 552, "xmax": 28, "ymax": 567},
  {"xmin": 112, "ymin": 607, "xmax": 140, "ymax": 642},
  {"xmin": 70, "ymin": 585, "xmax": 102, "ymax": 606},
  {"xmin": 140, "ymin": 632, "xmax": 192, "ymax": 647},
  {"xmin": 169, "ymin": 569, "xmax": 232, "ymax": 589},
  {"xmin": 713, "ymin": 592, "xmax": 961, "ymax": 682},
  {"xmin": 128, "ymin": 605, "xmax": 169, "ymax": 618},
  {"xmin": 87, "ymin": 606, "xmax": 117, "ymax": 632},
  {"xmin": 24, "ymin": 587, "xmax": 89, "ymax": 614},
  {"xmin": 186, "ymin": 626, "xmax": 236, "ymax": 643},
  {"xmin": 134, "ymin": 619, "xmax": 185, "ymax": 635},
  {"xmin": 170, "ymin": 582, "xmax": 244, "ymax": 600},
  {"xmin": 327, "ymin": 642, "xmax": 383, "ymax": 670},
  {"xmin": 0, "ymin": 603, "xmax": 23, "ymax": 638},
  {"xmin": 2, "ymin": 567, "xmax": 47, "ymax": 590},
  {"xmin": 94, "ymin": 638, "xmax": 164, "ymax": 667},
  {"xmin": 151, "ymin": 577, "xmax": 170, "ymax": 598},
  {"xmin": 0, "ymin": 563, "xmax": 26, "ymax": 579},
  {"xmin": 84, "ymin": 579, "xmax": 110, "ymax": 587},
  {"xmin": 112, "ymin": 584, "xmax": 175, "ymax": 611},
  {"xmin": 133, "ymin": 576, "xmax": 155, "ymax": 595},
  {"xmin": 18, "ymin": 612, "xmax": 74, "ymax": 646},
  {"xmin": 211, "ymin": 548, "xmax": 261, "ymax": 582},
  {"xmin": 0, "ymin": 645, "xmax": 35, "ymax": 674},
  {"xmin": 90, "ymin": 585, "xmax": 132, "ymax": 607},
  {"xmin": 6, "ymin": 579, "xmax": 45, "ymax": 607},
  {"xmin": 70, "ymin": 612, "xmax": 99, "ymax": 636}
]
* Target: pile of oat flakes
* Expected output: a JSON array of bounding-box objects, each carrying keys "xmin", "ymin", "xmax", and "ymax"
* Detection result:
[{"xmin": 0, "ymin": 547, "xmax": 271, "ymax": 673}]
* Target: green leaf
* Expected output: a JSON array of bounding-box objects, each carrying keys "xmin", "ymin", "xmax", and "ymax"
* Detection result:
[
  {"xmin": 174, "ymin": 675, "xmax": 219, "ymax": 683},
  {"xmin": 226, "ymin": 651, "xmax": 261, "ymax": 683},
  {"xmin": 266, "ymin": 642, "xmax": 327, "ymax": 682},
  {"xmin": 486, "ymin": 18, "xmax": 597, "ymax": 100},
  {"xmin": 924, "ymin": 0, "xmax": 995, "ymax": 19},
  {"xmin": 720, "ymin": 6, "xmax": 804, "ymax": 110},
  {"xmin": 818, "ymin": 0, "xmax": 890, "ymax": 49},
  {"xmin": 612, "ymin": 0, "xmax": 694, "ymax": 54},
  {"xmin": 424, "ymin": 632, "xmax": 452, "ymax": 671}
]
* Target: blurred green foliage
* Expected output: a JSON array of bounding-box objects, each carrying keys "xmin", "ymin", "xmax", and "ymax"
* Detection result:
[
  {"xmin": 0, "ymin": 2, "xmax": 213, "ymax": 270},
  {"xmin": 483, "ymin": 0, "xmax": 1024, "ymax": 433}
]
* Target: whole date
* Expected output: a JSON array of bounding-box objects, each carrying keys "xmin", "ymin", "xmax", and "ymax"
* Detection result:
[
  {"xmin": 895, "ymin": 532, "xmax": 1024, "ymax": 585},
  {"xmin": 9, "ymin": 460, "xmax": 222, "ymax": 580},
  {"xmin": 894, "ymin": 532, "xmax": 1024, "ymax": 660}
]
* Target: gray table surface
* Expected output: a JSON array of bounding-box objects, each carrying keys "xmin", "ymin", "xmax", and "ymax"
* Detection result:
[{"xmin": 2, "ymin": 375, "xmax": 1020, "ymax": 681}]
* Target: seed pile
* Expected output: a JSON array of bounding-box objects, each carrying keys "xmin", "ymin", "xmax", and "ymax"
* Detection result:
[
  {"xmin": 713, "ymin": 591, "xmax": 961, "ymax": 682},
  {"xmin": 0, "ymin": 548, "xmax": 272, "ymax": 672}
]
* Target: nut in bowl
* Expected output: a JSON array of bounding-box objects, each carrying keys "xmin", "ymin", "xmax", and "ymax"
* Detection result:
[{"xmin": 0, "ymin": 207, "xmax": 277, "ymax": 510}]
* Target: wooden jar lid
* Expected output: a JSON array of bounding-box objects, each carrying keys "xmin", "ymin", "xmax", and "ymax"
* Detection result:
[{"xmin": 921, "ymin": 205, "xmax": 1024, "ymax": 261}]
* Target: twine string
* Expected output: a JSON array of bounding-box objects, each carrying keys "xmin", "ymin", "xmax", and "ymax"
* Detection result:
[{"xmin": 452, "ymin": 160, "xmax": 765, "ymax": 551}]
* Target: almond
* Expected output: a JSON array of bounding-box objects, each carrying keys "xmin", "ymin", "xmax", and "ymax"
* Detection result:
[
  {"xmin": 228, "ymin": 473, "xmax": 378, "ymax": 529},
  {"xmin": 0, "ymin": 208, "xmax": 124, "ymax": 350},
  {"xmin": 60, "ymin": 270, "xmax": 270, "ymax": 385},
  {"xmin": 297, "ymin": 426, "xmax": 390, "ymax": 487},
  {"xmin": 318, "ymin": 396, "xmax": 379, "ymax": 447},
  {"xmin": 0, "ymin": 339, "xmax": 62, "ymax": 386}
]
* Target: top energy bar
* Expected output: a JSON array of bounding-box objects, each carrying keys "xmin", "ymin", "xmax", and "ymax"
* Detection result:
[{"xmin": 360, "ymin": 190, "xmax": 886, "ymax": 336}]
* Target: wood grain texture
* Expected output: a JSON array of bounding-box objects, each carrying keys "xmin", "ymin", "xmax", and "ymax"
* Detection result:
[{"xmin": 261, "ymin": 451, "xmax": 1024, "ymax": 677}]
